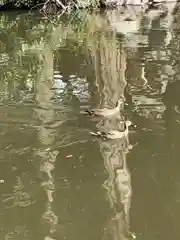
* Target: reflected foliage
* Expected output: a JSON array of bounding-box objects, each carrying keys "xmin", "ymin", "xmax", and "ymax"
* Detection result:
[
  {"xmin": 1, "ymin": 5, "xmax": 180, "ymax": 240},
  {"xmin": 0, "ymin": 12, "xmax": 89, "ymax": 101}
]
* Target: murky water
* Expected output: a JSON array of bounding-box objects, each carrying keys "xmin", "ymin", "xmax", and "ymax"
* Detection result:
[{"xmin": 0, "ymin": 4, "xmax": 180, "ymax": 239}]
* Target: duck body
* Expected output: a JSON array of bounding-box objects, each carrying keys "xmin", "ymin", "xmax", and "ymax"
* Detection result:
[
  {"xmin": 90, "ymin": 120, "xmax": 132, "ymax": 140},
  {"xmin": 85, "ymin": 108, "xmax": 118, "ymax": 117},
  {"xmin": 84, "ymin": 99, "xmax": 125, "ymax": 117},
  {"xmin": 90, "ymin": 129, "xmax": 128, "ymax": 139}
]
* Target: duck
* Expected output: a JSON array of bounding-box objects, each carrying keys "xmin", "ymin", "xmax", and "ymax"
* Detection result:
[
  {"xmin": 84, "ymin": 99, "xmax": 127, "ymax": 117},
  {"xmin": 90, "ymin": 120, "xmax": 133, "ymax": 140}
]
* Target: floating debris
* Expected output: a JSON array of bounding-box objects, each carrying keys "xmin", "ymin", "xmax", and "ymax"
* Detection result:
[{"xmin": 65, "ymin": 154, "xmax": 73, "ymax": 159}]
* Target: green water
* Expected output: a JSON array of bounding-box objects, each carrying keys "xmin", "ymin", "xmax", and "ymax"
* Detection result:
[{"xmin": 0, "ymin": 6, "xmax": 180, "ymax": 240}]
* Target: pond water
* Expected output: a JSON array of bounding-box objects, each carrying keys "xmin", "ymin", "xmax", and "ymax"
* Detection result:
[{"xmin": 0, "ymin": 5, "xmax": 180, "ymax": 240}]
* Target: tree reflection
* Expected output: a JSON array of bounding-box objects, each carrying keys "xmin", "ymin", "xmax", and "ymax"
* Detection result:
[
  {"xmin": 88, "ymin": 22, "xmax": 136, "ymax": 238},
  {"xmin": 2, "ymin": 6, "xmax": 180, "ymax": 240}
]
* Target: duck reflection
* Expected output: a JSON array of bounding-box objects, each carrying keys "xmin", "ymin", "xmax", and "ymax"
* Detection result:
[{"xmin": 101, "ymin": 134, "xmax": 135, "ymax": 240}]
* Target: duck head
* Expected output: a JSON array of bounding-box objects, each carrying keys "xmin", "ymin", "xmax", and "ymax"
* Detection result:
[
  {"xmin": 126, "ymin": 120, "xmax": 132, "ymax": 127},
  {"xmin": 126, "ymin": 120, "xmax": 137, "ymax": 128}
]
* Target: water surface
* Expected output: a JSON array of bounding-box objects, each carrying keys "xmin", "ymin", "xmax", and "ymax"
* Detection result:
[{"xmin": 0, "ymin": 5, "xmax": 180, "ymax": 240}]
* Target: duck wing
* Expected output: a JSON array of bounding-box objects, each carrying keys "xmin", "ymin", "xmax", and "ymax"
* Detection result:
[
  {"xmin": 89, "ymin": 131, "xmax": 109, "ymax": 139},
  {"xmin": 84, "ymin": 110, "xmax": 95, "ymax": 115},
  {"xmin": 107, "ymin": 130, "xmax": 124, "ymax": 139},
  {"xmin": 84, "ymin": 108, "xmax": 108, "ymax": 116},
  {"xmin": 90, "ymin": 130, "xmax": 122, "ymax": 139}
]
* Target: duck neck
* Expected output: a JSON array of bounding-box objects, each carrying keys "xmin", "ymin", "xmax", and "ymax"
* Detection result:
[
  {"xmin": 116, "ymin": 101, "xmax": 121, "ymax": 110},
  {"xmin": 124, "ymin": 125, "xmax": 129, "ymax": 136}
]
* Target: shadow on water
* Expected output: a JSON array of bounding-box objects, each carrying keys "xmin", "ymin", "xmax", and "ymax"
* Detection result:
[{"xmin": 0, "ymin": 4, "xmax": 180, "ymax": 240}]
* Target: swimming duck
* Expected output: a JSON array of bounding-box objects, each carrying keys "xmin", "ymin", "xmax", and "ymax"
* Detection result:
[
  {"xmin": 90, "ymin": 120, "xmax": 133, "ymax": 140},
  {"xmin": 84, "ymin": 99, "xmax": 127, "ymax": 117}
]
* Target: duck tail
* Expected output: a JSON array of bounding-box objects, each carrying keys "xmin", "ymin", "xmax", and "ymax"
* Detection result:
[
  {"xmin": 89, "ymin": 131, "xmax": 101, "ymax": 136},
  {"xmin": 84, "ymin": 110, "xmax": 94, "ymax": 116}
]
